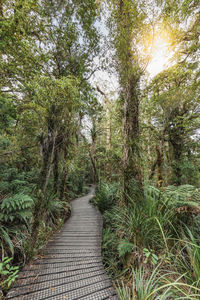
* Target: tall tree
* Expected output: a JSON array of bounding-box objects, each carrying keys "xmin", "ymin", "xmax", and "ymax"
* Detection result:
[
  {"xmin": 109, "ymin": 0, "xmax": 146, "ymax": 201},
  {"xmin": 145, "ymin": 62, "xmax": 200, "ymax": 185},
  {"xmin": 0, "ymin": 0, "xmax": 101, "ymax": 252}
]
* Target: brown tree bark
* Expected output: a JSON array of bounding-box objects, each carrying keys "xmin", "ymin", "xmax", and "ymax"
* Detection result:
[
  {"xmin": 89, "ymin": 144, "xmax": 98, "ymax": 183},
  {"xmin": 60, "ymin": 149, "xmax": 68, "ymax": 201},
  {"xmin": 53, "ymin": 147, "xmax": 59, "ymax": 194},
  {"xmin": 149, "ymin": 157, "xmax": 158, "ymax": 181},
  {"xmin": 28, "ymin": 133, "xmax": 56, "ymax": 257},
  {"xmin": 89, "ymin": 123, "xmax": 98, "ymax": 183},
  {"xmin": 156, "ymin": 145, "xmax": 163, "ymax": 187},
  {"xmin": 122, "ymin": 78, "xmax": 143, "ymax": 200},
  {"xmin": 169, "ymin": 124, "xmax": 184, "ymax": 185}
]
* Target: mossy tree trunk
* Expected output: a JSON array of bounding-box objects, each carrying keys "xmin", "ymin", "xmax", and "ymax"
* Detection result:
[{"xmin": 113, "ymin": 0, "xmax": 144, "ymax": 202}]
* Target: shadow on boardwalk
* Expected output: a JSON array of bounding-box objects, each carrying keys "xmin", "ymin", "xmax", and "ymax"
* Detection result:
[{"xmin": 6, "ymin": 185, "xmax": 118, "ymax": 300}]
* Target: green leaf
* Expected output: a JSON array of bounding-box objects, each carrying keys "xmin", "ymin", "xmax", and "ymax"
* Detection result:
[{"xmin": 118, "ymin": 240, "xmax": 134, "ymax": 257}]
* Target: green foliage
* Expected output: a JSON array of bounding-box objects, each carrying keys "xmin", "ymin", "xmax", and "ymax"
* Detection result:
[
  {"xmin": 0, "ymin": 95, "xmax": 16, "ymax": 130},
  {"xmin": 101, "ymin": 182, "xmax": 200, "ymax": 295},
  {"xmin": 143, "ymin": 248, "xmax": 159, "ymax": 265},
  {"xmin": 44, "ymin": 192, "xmax": 71, "ymax": 225},
  {"xmin": 176, "ymin": 225, "xmax": 200, "ymax": 288},
  {"xmin": 102, "ymin": 228, "xmax": 121, "ymax": 276},
  {"xmin": 116, "ymin": 265, "xmax": 200, "ymax": 300},
  {"xmin": 0, "ymin": 137, "xmax": 11, "ymax": 149},
  {"xmin": 67, "ymin": 170, "xmax": 88, "ymax": 198},
  {"xmin": 0, "ymin": 168, "xmax": 37, "ymax": 194},
  {"xmin": 94, "ymin": 182, "xmax": 120, "ymax": 213},
  {"xmin": 0, "ymin": 226, "xmax": 14, "ymax": 257},
  {"xmin": 118, "ymin": 240, "xmax": 135, "ymax": 258},
  {"xmin": 0, "ymin": 179, "xmax": 29, "ymax": 194},
  {"xmin": 0, "ymin": 181, "xmax": 10, "ymax": 194},
  {"xmin": 0, "ymin": 194, "xmax": 34, "ymax": 224},
  {"xmin": 0, "ymin": 257, "xmax": 19, "ymax": 292},
  {"xmin": 179, "ymin": 159, "xmax": 200, "ymax": 186},
  {"xmin": 0, "ymin": 0, "xmax": 199, "ymax": 297},
  {"xmin": 116, "ymin": 266, "xmax": 164, "ymax": 300},
  {"xmin": 164, "ymin": 184, "xmax": 200, "ymax": 207},
  {"xmin": 0, "ymin": 168, "xmax": 18, "ymax": 182}
]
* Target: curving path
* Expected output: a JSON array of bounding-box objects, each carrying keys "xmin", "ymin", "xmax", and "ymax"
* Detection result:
[{"xmin": 6, "ymin": 186, "xmax": 118, "ymax": 300}]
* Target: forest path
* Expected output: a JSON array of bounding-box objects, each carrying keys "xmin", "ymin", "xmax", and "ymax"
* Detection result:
[{"xmin": 6, "ymin": 186, "xmax": 118, "ymax": 300}]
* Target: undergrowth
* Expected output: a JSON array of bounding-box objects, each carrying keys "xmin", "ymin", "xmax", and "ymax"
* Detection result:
[
  {"xmin": 95, "ymin": 181, "xmax": 200, "ymax": 299},
  {"xmin": 0, "ymin": 167, "xmax": 75, "ymax": 295}
]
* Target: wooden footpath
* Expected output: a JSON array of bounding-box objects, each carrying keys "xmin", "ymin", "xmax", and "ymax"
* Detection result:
[{"xmin": 6, "ymin": 186, "xmax": 118, "ymax": 300}]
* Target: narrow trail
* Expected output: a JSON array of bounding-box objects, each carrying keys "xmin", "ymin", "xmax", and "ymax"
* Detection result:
[{"xmin": 6, "ymin": 186, "xmax": 118, "ymax": 300}]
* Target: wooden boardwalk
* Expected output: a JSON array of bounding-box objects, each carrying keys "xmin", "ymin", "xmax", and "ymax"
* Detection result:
[{"xmin": 6, "ymin": 186, "xmax": 118, "ymax": 300}]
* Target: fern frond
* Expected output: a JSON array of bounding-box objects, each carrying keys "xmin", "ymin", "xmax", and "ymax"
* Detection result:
[{"xmin": 0, "ymin": 194, "xmax": 34, "ymax": 224}]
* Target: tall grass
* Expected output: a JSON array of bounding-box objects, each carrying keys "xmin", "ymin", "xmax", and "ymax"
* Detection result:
[{"xmin": 96, "ymin": 182, "xmax": 200, "ymax": 299}]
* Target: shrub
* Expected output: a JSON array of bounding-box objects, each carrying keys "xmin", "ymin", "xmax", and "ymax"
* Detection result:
[
  {"xmin": 43, "ymin": 192, "xmax": 71, "ymax": 225},
  {"xmin": 94, "ymin": 182, "xmax": 120, "ymax": 213},
  {"xmin": 101, "ymin": 182, "xmax": 200, "ymax": 282}
]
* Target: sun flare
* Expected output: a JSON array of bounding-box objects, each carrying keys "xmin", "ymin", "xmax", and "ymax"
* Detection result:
[{"xmin": 146, "ymin": 29, "xmax": 174, "ymax": 77}]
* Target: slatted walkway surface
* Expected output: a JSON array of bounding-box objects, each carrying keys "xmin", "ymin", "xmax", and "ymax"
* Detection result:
[{"xmin": 6, "ymin": 186, "xmax": 118, "ymax": 300}]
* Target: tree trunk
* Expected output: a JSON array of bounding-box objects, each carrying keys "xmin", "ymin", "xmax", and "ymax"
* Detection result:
[
  {"xmin": 40, "ymin": 136, "xmax": 52, "ymax": 190},
  {"xmin": 169, "ymin": 126, "xmax": 184, "ymax": 185},
  {"xmin": 156, "ymin": 145, "xmax": 163, "ymax": 187},
  {"xmin": 149, "ymin": 157, "xmax": 158, "ymax": 181},
  {"xmin": 89, "ymin": 148, "xmax": 98, "ymax": 183},
  {"xmin": 42, "ymin": 134, "xmax": 56, "ymax": 194},
  {"xmin": 60, "ymin": 149, "xmax": 68, "ymax": 200},
  {"xmin": 28, "ymin": 133, "xmax": 56, "ymax": 257},
  {"xmin": 122, "ymin": 79, "xmax": 143, "ymax": 201},
  {"xmin": 117, "ymin": 0, "xmax": 143, "ymax": 202},
  {"xmin": 53, "ymin": 147, "xmax": 59, "ymax": 194}
]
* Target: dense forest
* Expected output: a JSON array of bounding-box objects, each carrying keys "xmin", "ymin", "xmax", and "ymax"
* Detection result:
[{"xmin": 0, "ymin": 0, "xmax": 200, "ymax": 298}]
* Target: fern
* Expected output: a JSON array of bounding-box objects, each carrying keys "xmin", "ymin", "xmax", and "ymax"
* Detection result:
[
  {"xmin": 10, "ymin": 180, "xmax": 27, "ymax": 193},
  {"xmin": 43, "ymin": 192, "xmax": 71, "ymax": 225},
  {"xmin": 94, "ymin": 182, "xmax": 120, "ymax": 213},
  {"xmin": 0, "ymin": 226, "xmax": 14, "ymax": 256},
  {"xmin": 0, "ymin": 194, "xmax": 34, "ymax": 223},
  {"xmin": 164, "ymin": 185, "xmax": 199, "ymax": 208},
  {"xmin": 118, "ymin": 240, "xmax": 134, "ymax": 257},
  {"xmin": 0, "ymin": 181, "xmax": 10, "ymax": 193},
  {"xmin": 0, "ymin": 168, "xmax": 18, "ymax": 181}
]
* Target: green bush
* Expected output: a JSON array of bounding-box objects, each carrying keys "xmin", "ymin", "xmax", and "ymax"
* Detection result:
[
  {"xmin": 0, "ymin": 168, "xmax": 38, "ymax": 195},
  {"xmin": 102, "ymin": 228, "xmax": 121, "ymax": 276},
  {"xmin": 43, "ymin": 192, "xmax": 71, "ymax": 225},
  {"xmin": 94, "ymin": 182, "xmax": 120, "ymax": 213},
  {"xmin": 101, "ymin": 182, "xmax": 200, "ymax": 284}
]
